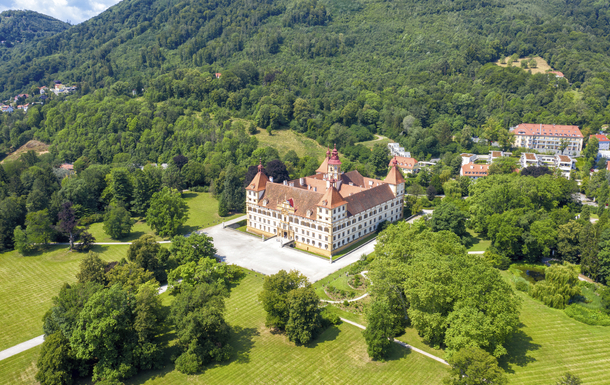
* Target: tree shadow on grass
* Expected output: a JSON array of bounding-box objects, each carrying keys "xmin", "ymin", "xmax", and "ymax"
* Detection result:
[
  {"xmin": 498, "ymin": 325, "xmax": 540, "ymax": 373},
  {"xmin": 178, "ymin": 224, "xmax": 200, "ymax": 236},
  {"xmin": 462, "ymin": 234, "xmax": 479, "ymax": 249},
  {"xmin": 383, "ymin": 339, "xmax": 412, "ymax": 362},
  {"xmin": 306, "ymin": 325, "xmax": 341, "ymax": 348},
  {"xmin": 89, "ymin": 245, "xmax": 110, "ymax": 254},
  {"xmin": 228, "ymin": 325, "xmax": 259, "ymax": 364}
]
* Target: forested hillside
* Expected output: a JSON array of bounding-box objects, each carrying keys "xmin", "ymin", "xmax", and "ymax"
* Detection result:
[{"xmin": 0, "ymin": 10, "xmax": 69, "ymax": 47}]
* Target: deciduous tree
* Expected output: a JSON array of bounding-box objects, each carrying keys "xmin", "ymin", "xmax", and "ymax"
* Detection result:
[{"xmin": 146, "ymin": 187, "xmax": 189, "ymax": 237}]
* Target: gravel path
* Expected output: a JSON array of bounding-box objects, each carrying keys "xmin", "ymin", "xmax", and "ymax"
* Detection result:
[{"xmin": 339, "ymin": 318, "xmax": 448, "ymax": 366}]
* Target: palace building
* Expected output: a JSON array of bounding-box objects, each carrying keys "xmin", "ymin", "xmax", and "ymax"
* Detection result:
[{"xmin": 245, "ymin": 147, "xmax": 405, "ymax": 257}]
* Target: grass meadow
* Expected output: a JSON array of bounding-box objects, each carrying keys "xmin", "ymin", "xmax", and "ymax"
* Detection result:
[
  {"xmin": 86, "ymin": 192, "xmax": 243, "ymax": 243},
  {"xmin": 0, "ymin": 245, "xmax": 129, "ymax": 351},
  {"xmin": 253, "ymin": 129, "xmax": 327, "ymax": 159}
]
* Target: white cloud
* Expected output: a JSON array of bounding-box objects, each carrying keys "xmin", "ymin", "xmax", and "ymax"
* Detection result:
[{"xmin": 0, "ymin": 0, "xmax": 121, "ymax": 24}]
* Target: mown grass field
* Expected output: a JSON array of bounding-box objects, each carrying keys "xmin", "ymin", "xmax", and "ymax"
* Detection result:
[
  {"xmin": 495, "ymin": 56, "xmax": 554, "ymax": 75},
  {"xmin": 0, "ymin": 272, "xmax": 448, "ymax": 385},
  {"xmin": 356, "ymin": 135, "xmax": 392, "ymax": 149},
  {"xmin": 86, "ymin": 192, "xmax": 242, "ymax": 243},
  {"xmin": 253, "ymin": 129, "xmax": 327, "ymax": 159},
  {"xmin": 466, "ymin": 229, "xmax": 492, "ymax": 252},
  {"xmin": 0, "ymin": 245, "xmax": 128, "ymax": 351}
]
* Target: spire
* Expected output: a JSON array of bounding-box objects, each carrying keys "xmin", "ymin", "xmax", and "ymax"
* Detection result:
[
  {"xmin": 328, "ymin": 143, "xmax": 341, "ymax": 165},
  {"xmin": 247, "ymin": 161, "xmax": 269, "ymax": 191}
]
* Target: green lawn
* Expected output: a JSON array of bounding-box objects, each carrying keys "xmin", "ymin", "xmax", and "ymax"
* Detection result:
[
  {"xmin": 0, "ymin": 272, "xmax": 448, "ymax": 385},
  {"xmin": 0, "ymin": 245, "xmax": 128, "ymax": 351},
  {"xmin": 253, "ymin": 129, "xmax": 328, "ymax": 159},
  {"xmin": 313, "ymin": 265, "xmax": 367, "ymax": 300},
  {"xmin": 466, "ymin": 229, "xmax": 491, "ymax": 252},
  {"xmin": 332, "ymin": 233, "xmax": 377, "ymax": 259},
  {"xmin": 356, "ymin": 135, "xmax": 392, "ymax": 149},
  {"xmin": 86, "ymin": 192, "xmax": 243, "ymax": 243}
]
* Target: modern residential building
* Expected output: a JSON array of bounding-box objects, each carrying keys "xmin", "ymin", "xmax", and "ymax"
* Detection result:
[
  {"xmin": 388, "ymin": 142, "xmax": 411, "ymax": 158},
  {"xmin": 460, "ymin": 153, "xmax": 477, "ymax": 166},
  {"xmin": 551, "ymin": 155, "xmax": 575, "ymax": 178},
  {"xmin": 488, "ymin": 151, "xmax": 510, "ymax": 164},
  {"xmin": 460, "ymin": 163, "xmax": 489, "ymax": 180},
  {"xmin": 520, "ymin": 153, "xmax": 540, "ymax": 168},
  {"xmin": 511, "ymin": 123, "xmax": 583, "ymax": 156},
  {"xmin": 246, "ymin": 147, "xmax": 405, "ymax": 257},
  {"xmin": 393, "ymin": 155, "xmax": 418, "ymax": 174},
  {"xmin": 591, "ymin": 134, "xmax": 610, "ymax": 151}
]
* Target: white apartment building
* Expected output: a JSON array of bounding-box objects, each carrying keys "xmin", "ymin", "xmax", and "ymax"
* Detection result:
[
  {"xmin": 246, "ymin": 147, "xmax": 405, "ymax": 256},
  {"xmin": 388, "ymin": 142, "xmax": 411, "ymax": 158},
  {"xmin": 511, "ymin": 123, "xmax": 583, "ymax": 156}
]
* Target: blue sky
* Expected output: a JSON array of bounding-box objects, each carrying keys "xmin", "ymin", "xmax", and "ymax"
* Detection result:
[{"xmin": 0, "ymin": 0, "xmax": 121, "ymax": 24}]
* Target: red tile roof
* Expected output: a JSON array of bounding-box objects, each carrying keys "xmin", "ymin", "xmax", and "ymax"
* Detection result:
[
  {"xmin": 393, "ymin": 155, "xmax": 417, "ymax": 170},
  {"xmin": 512, "ymin": 123, "xmax": 582, "ymax": 138},
  {"xmin": 548, "ymin": 71, "xmax": 564, "ymax": 77},
  {"xmin": 247, "ymin": 164, "xmax": 269, "ymax": 192},
  {"xmin": 557, "ymin": 155, "xmax": 572, "ymax": 163},
  {"xmin": 385, "ymin": 157, "xmax": 405, "ymax": 185},
  {"xmin": 461, "ymin": 163, "xmax": 489, "ymax": 176},
  {"xmin": 591, "ymin": 134, "xmax": 610, "ymax": 142},
  {"xmin": 317, "ymin": 185, "xmax": 347, "ymax": 209}
]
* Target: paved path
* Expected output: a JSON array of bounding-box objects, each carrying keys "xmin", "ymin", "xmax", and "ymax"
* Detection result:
[
  {"xmin": 321, "ymin": 293, "xmax": 369, "ymax": 304},
  {"xmin": 339, "ymin": 318, "xmax": 448, "ymax": 366},
  {"xmin": 0, "ymin": 284, "xmax": 170, "ymax": 362},
  {"xmin": 467, "ymin": 251, "xmax": 485, "ymax": 254}
]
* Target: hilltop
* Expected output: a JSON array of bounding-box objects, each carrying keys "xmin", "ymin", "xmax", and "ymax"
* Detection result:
[{"xmin": 0, "ymin": 10, "xmax": 69, "ymax": 47}]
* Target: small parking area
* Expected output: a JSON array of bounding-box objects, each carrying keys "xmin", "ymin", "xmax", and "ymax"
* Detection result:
[{"xmin": 204, "ymin": 217, "xmax": 376, "ymax": 282}]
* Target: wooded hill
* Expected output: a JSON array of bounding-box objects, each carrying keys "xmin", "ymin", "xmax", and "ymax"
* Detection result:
[
  {"xmin": 0, "ymin": 10, "xmax": 69, "ymax": 47},
  {"xmin": 1, "ymin": 0, "xmax": 610, "ymax": 162}
]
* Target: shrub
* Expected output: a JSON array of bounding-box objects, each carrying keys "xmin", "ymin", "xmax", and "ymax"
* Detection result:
[
  {"xmin": 343, "ymin": 300, "xmax": 349, "ymax": 307},
  {"xmin": 515, "ymin": 280, "xmax": 529, "ymax": 292},
  {"xmin": 320, "ymin": 309, "xmax": 341, "ymax": 326},
  {"xmin": 564, "ymin": 304, "xmax": 610, "ymax": 326},
  {"xmin": 530, "ymin": 263, "xmax": 581, "ymax": 309}
]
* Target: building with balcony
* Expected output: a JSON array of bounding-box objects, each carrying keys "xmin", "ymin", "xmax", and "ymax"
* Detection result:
[{"xmin": 511, "ymin": 124, "xmax": 583, "ymax": 156}]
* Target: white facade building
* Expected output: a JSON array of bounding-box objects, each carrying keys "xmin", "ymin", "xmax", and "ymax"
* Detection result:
[{"xmin": 246, "ymin": 147, "xmax": 405, "ymax": 256}]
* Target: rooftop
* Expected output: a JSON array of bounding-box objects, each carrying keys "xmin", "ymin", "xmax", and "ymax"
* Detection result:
[{"xmin": 512, "ymin": 123, "xmax": 582, "ymax": 138}]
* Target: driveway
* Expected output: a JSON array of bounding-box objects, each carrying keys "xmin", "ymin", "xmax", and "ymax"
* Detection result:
[{"xmin": 205, "ymin": 217, "xmax": 376, "ymax": 282}]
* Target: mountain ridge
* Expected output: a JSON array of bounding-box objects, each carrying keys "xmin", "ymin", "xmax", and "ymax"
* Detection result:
[{"xmin": 0, "ymin": 10, "xmax": 70, "ymax": 47}]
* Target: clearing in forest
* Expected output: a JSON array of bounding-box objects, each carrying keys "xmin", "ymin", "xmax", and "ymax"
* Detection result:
[
  {"xmin": 1, "ymin": 140, "xmax": 49, "ymax": 163},
  {"xmin": 495, "ymin": 56, "xmax": 557, "ymax": 76},
  {"xmin": 253, "ymin": 129, "xmax": 328, "ymax": 160}
]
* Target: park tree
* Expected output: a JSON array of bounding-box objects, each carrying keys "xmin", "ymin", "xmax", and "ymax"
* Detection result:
[
  {"xmin": 13, "ymin": 225, "xmax": 31, "ymax": 254},
  {"xmin": 429, "ymin": 201, "xmax": 468, "ymax": 238},
  {"xmin": 170, "ymin": 283, "xmax": 232, "ymax": 374},
  {"xmin": 103, "ymin": 204, "xmax": 133, "ymax": 239},
  {"xmin": 35, "ymin": 331, "xmax": 76, "ymax": 385},
  {"xmin": 76, "ymin": 252, "xmax": 108, "ymax": 286},
  {"xmin": 70, "ymin": 284, "xmax": 162, "ymax": 382},
  {"xmin": 222, "ymin": 163, "xmax": 245, "ymax": 212},
  {"xmin": 146, "ymin": 187, "xmax": 189, "ymax": 237},
  {"xmin": 173, "ymin": 154, "xmax": 189, "ymax": 170},
  {"xmin": 521, "ymin": 166, "xmax": 552, "ymax": 177},
  {"xmin": 362, "ymin": 299, "xmax": 398, "ymax": 360},
  {"xmin": 581, "ymin": 222, "xmax": 599, "ymax": 280},
  {"xmin": 131, "ymin": 170, "xmax": 154, "ymax": 217},
  {"xmin": 488, "ymin": 157, "xmax": 517, "ymax": 175},
  {"xmin": 370, "ymin": 144, "xmax": 390, "ymax": 177},
  {"xmin": 42, "ymin": 282, "xmax": 104, "ymax": 339},
  {"xmin": 259, "ymin": 270, "xmax": 309, "ymax": 330},
  {"xmin": 583, "ymin": 136, "xmax": 599, "ymax": 162},
  {"xmin": 162, "ymin": 163, "xmax": 184, "ymax": 191},
  {"xmin": 285, "ymin": 286, "xmax": 321, "ymax": 345},
  {"xmin": 25, "ymin": 209, "xmax": 53, "ymax": 246},
  {"xmin": 102, "ymin": 168, "xmax": 134, "ymax": 209},
  {"xmin": 556, "ymin": 220, "xmax": 584, "ymax": 263},
  {"xmin": 127, "ymin": 234, "xmax": 170, "ymax": 282},
  {"xmin": 57, "ymin": 202, "xmax": 78, "ymax": 250},
  {"xmin": 530, "ymin": 263, "xmax": 581, "ymax": 309},
  {"xmin": 168, "ymin": 256, "xmax": 242, "ymax": 291},
  {"xmin": 443, "ymin": 180, "xmax": 462, "ymax": 199},
  {"xmin": 596, "ymin": 228, "xmax": 610, "ymax": 285},
  {"xmin": 265, "ymin": 159, "xmax": 290, "ymax": 184},
  {"xmin": 443, "ymin": 346, "xmax": 507, "ymax": 385},
  {"xmin": 426, "ymin": 185, "xmax": 437, "ymax": 201},
  {"xmin": 169, "ymin": 233, "xmax": 217, "ymax": 264},
  {"xmin": 106, "ymin": 262, "xmax": 158, "ymax": 292}
]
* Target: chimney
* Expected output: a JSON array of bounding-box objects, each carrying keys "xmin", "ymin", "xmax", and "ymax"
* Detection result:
[
  {"xmin": 300, "ymin": 177, "xmax": 305, "ymax": 186},
  {"xmin": 270, "ymin": 176, "xmax": 274, "ymax": 183},
  {"xmin": 283, "ymin": 180, "xmax": 287, "ymax": 186}
]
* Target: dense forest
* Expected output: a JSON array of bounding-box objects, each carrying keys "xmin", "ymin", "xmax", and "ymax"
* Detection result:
[
  {"xmin": 0, "ymin": 10, "xmax": 69, "ymax": 47},
  {"xmin": 1, "ymin": 0, "xmax": 610, "ymax": 252}
]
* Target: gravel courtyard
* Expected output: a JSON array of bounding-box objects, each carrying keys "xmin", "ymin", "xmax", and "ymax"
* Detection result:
[{"xmin": 203, "ymin": 216, "xmax": 376, "ymax": 282}]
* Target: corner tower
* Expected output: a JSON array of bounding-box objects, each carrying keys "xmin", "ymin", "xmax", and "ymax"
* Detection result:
[{"xmin": 384, "ymin": 156, "xmax": 405, "ymax": 198}]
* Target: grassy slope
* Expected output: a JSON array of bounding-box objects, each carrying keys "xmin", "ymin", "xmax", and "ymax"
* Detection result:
[
  {"xmin": 253, "ymin": 129, "xmax": 327, "ymax": 160},
  {"xmin": 0, "ymin": 245, "xmax": 128, "ymax": 351},
  {"xmin": 0, "ymin": 346, "xmax": 39, "ymax": 385}
]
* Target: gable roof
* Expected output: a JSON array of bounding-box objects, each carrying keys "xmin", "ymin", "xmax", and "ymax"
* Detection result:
[
  {"xmin": 258, "ymin": 183, "xmax": 323, "ymax": 219},
  {"xmin": 316, "ymin": 156, "xmax": 329, "ymax": 174},
  {"xmin": 344, "ymin": 184, "xmax": 395, "ymax": 216}
]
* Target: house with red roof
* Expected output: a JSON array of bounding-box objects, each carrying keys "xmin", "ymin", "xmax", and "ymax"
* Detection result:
[
  {"xmin": 460, "ymin": 163, "xmax": 489, "ymax": 180},
  {"xmin": 511, "ymin": 123, "xmax": 583, "ymax": 156},
  {"xmin": 591, "ymin": 134, "xmax": 610, "ymax": 151}
]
